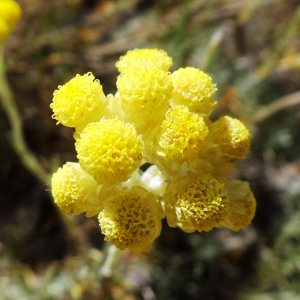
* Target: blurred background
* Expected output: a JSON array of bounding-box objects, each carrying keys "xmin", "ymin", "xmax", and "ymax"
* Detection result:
[{"xmin": 1, "ymin": 0, "xmax": 300, "ymax": 299}]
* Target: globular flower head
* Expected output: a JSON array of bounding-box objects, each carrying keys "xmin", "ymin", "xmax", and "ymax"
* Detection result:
[
  {"xmin": 51, "ymin": 162, "xmax": 102, "ymax": 217},
  {"xmin": 0, "ymin": 0, "xmax": 21, "ymax": 28},
  {"xmin": 76, "ymin": 119, "xmax": 144, "ymax": 184},
  {"xmin": 165, "ymin": 172, "xmax": 230, "ymax": 232},
  {"xmin": 0, "ymin": 0, "xmax": 22, "ymax": 43},
  {"xmin": 50, "ymin": 72, "xmax": 107, "ymax": 128},
  {"xmin": 208, "ymin": 116, "xmax": 250, "ymax": 160},
  {"xmin": 158, "ymin": 105, "xmax": 209, "ymax": 164},
  {"xmin": 116, "ymin": 48, "xmax": 173, "ymax": 73},
  {"xmin": 98, "ymin": 186, "xmax": 162, "ymax": 254},
  {"xmin": 218, "ymin": 180, "xmax": 256, "ymax": 231},
  {"xmin": 116, "ymin": 65, "xmax": 172, "ymax": 133},
  {"xmin": 170, "ymin": 67, "xmax": 218, "ymax": 116}
]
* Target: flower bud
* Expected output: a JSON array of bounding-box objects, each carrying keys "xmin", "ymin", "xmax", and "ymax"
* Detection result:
[
  {"xmin": 98, "ymin": 187, "xmax": 162, "ymax": 254},
  {"xmin": 116, "ymin": 48, "xmax": 172, "ymax": 73},
  {"xmin": 51, "ymin": 72, "xmax": 107, "ymax": 128},
  {"xmin": 76, "ymin": 119, "xmax": 144, "ymax": 184},
  {"xmin": 165, "ymin": 172, "xmax": 230, "ymax": 232},
  {"xmin": 170, "ymin": 67, "xmax": 217, "ymax": 116}
]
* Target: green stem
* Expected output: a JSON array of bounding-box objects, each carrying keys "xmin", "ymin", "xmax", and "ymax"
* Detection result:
[
  {"xmin": 0, "ymin": 47, "xmax": 93, "ymax": 258},
  {"xmin": 99, "ymin": 242, "xmax": 123, "ymax": 278},
  {"xmin": 0, "ymin": 46, "xmax": 50, "ymax": 184}
]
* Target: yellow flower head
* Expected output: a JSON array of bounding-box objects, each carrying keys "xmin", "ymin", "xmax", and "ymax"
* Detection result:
[
  {"xmin": 208, "ymin": 116, "xmax": 250, "ymax": 159},
  {"xmin": 165, "ymin": 173, "xmax": 230, "ymax": 232},
  {"xmin": 116, "ymin": 48, "xmax": 173, "ymax": 73},
  {"xmin": 116, "ymin": 65, "xmax": 172, "ymax": 133},
  {"xmin": 158, "ymin": 105, "xmax": 209, "ymax": 164},
  {"xmin": 98, "ymin": 186, "xmax": 162, "ymax": 254},
  {"xmin": 219, "ymin": 180, "xmax": 256, "ymax": 231},
  {"xmin": 0, "ymin": 18, "xmax": 10, "ymax": 43},
  {"xmin": 0, "ymin": 0, "xmax": 21, "ymax": 28},
  {"xmin": 0, "ymin": 0, "xmax": 21, "ymax": 43},
  {"xmin": 170, "ymin": 67, "xmax": 218, "ymax": 115},
  {"xmin": 50, "ymin": 72, "xmax": 107, "ymax": 128},
  {"xmin": 76, "ymin": 119, "xmax": 144, "ymax": 184},
  {"xmin": 51, "ymin": 162, "xmax": 102, "ymax": 217}
]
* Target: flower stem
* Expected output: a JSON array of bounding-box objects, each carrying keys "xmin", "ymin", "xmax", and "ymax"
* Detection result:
[
  {"xmin": 0, "ymin": 46, "xmax": 50, "ymax": 184},
  {"xmin": 99, "ymin": 242, "xmax": 123, "ymax": 278}
]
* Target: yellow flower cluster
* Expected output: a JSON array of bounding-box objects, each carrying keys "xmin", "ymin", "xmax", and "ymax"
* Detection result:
[
  {"xmin": 0, "ymin": 0, "xmax": 21, "ymax": 44},
  {"xmin": 50, "ymin": 48, "xmax": 256, "ymax": 254}
]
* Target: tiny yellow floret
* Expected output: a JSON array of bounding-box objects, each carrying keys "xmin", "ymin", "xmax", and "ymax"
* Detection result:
[
  {"xmin": 165, "ymin": 173, "xmax": 230, "ymax": 232},
  {"xmin": 219, "ymin": 180, "xmax": 256, "ymax": 231},
  {"xmin": 208, "ymin": 116, "xmax": 250, "ymax": 159},
  {"xmin": 51, "ymin": 162, "xmax": 102, "ymax": 217},
  {"xmin": 116, "ymin": 65, "xmax": 172, "ymax": 133},
  {"xmin": 98, "ymin": 187, "xmax": 162, "ymax": 254},
  {"xmin": 76, "ymin": 119, "xmax": 144, "ymax": 184},
  {"xmin": 170, "ymin": 67, "xmax": 218, "ymax": 115},
  {"xmin": 158, "ymin": 105, "xmax": 209, "ymax": 164},
  {"xmin": 50, "ymin": 72, "xmax": 107, "ymax": 128},
  {"xmin": 116, "ymin": 48, "xmax": 173, "ymax": 73}
]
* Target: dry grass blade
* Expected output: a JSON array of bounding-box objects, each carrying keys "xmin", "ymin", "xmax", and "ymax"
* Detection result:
[{"xmin": 254, "ymin": 91, "xmax": 300, "ymax": 124}]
